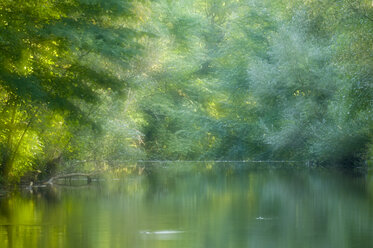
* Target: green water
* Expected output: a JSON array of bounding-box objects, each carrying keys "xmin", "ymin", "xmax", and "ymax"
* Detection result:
[{"xmin": 1, "ymin": 163, "xmax": 373, "ymax": 248}]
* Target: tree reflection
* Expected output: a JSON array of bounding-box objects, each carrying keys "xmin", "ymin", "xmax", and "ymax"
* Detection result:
[{"xmin": 1, "ymin": 164, "xmax": 373, "ymax": 248}]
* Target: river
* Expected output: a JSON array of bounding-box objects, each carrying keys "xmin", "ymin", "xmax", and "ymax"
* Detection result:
[{"xmin": 1, "ymin": 163, "xmax": 373, "ymax": 248}]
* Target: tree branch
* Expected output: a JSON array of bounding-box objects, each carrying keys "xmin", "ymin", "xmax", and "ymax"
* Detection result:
[{"xmin": 44, "ymin": 172, "xmax": 101, "ymax": 185}]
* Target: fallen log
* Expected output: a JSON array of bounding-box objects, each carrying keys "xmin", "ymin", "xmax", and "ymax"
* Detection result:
[{"xmin": 44, "ymin": 172, "xmax": 101, "ymax": 185}]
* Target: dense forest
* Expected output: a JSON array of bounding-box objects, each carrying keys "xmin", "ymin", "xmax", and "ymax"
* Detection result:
[{"xmin": 0, "ymin": 0, "xmax": 372, "ymax": 183}]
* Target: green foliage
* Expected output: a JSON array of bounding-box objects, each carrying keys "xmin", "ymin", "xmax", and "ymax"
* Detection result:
[
  {"xmin": 0, "ymin": 0, "xmax": 148, "ymax": 182},
  {"xmin": 137, "ymin": 0, "xmax": 372, "ymax": 166},
  {"xmin": 1, "ymin": 0, "xmax": 372, "ymax": 183}
]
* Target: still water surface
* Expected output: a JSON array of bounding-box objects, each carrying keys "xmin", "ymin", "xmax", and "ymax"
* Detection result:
[{"xmin": 1, "ymin": 163, "xmax": 373, "ymax": 248}]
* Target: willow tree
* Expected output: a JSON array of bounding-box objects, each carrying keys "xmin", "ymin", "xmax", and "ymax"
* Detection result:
[{"xmin": 137, "ymin": 0, "xmax": 372, "ymax": 165}]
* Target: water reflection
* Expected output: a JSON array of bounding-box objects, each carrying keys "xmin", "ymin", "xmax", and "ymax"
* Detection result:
[{"xmin": 1, "ymin": 163, "xmax": 373, "ymax": 248}]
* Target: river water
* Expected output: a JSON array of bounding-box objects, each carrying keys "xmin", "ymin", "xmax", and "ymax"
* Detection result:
[{"xmin": 1, "ymin": 163, "xmax": 373, "ymax": 248}]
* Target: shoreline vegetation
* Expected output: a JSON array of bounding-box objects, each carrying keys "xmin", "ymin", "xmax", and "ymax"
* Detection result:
[
  {"xmin": 1, "ymin": 0, "xmax": 372, "ymax": 184},
  {"xmin": 1, "ymin": 161, "xmax": 371, "ymax": 191}
]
